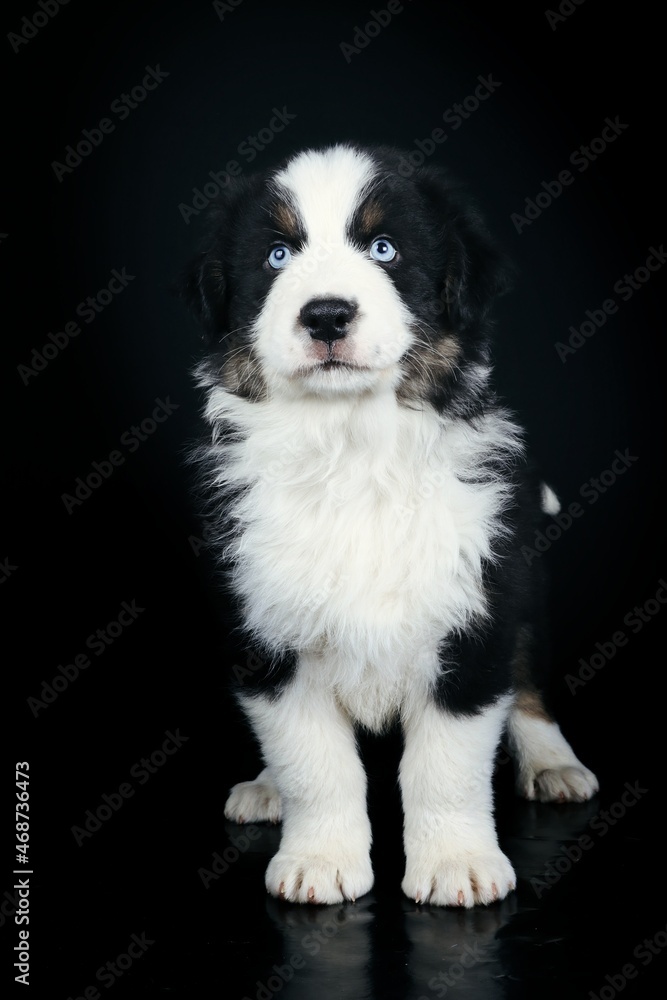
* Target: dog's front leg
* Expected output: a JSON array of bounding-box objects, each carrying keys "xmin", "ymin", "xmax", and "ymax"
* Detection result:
[
  {"xmin": 239, "ymin": 674, "xmax": 373, "ymax": 904},
  {"xmin": 400, "ymin": 694, "xmax": 515, "ymax": 907}
]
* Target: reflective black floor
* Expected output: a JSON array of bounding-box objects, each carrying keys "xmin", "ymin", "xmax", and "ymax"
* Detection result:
[{"xmin": 18, "ymin": 701, "xmax": 664, "ymax": 998}]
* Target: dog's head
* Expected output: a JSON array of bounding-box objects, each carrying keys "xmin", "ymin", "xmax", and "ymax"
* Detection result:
[{"xmin": 183, "ymin": 143, "xmax": 510, "ymax": 411}]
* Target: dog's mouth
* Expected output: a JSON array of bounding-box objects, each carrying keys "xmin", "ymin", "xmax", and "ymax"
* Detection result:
[
  {"xmin": 292, "ymin": 358, "xmax": 371, "ymax": 378},
  {"xmin": 319, "ymin": 359, "xmax": 358, "ymax": 370}
]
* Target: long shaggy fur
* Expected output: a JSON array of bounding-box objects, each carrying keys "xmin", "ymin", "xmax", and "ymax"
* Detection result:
[{"xmin": 183, "ymin": 143, "xmax": 598, "ymax": 907}]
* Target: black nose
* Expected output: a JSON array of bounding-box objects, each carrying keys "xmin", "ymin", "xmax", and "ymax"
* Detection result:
[{"xmin": 299, "ymin": 298, "xmax": 358, "ymax": 342}]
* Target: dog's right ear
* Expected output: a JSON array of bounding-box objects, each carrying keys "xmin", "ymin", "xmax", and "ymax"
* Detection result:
[
  {"xmin": 179, "ymin": 175, "xmax": 253, "ymax": 343},
  {"xmin": 180, "ymin": 173, "xmax": 267, "ymax": 343}
]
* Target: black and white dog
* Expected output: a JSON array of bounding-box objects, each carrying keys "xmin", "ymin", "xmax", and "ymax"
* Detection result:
[{"xmin": 184, "ymin": 143, "xmax": 598, "ymax": 907}]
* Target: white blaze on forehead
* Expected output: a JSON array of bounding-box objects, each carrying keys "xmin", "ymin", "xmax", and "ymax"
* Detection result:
[
  {"xmin": 273, "ymin": 145, "xmax": 378, "ymax": 245},
  {"xmin": 255, "ymin": 144, "xmax": 412, "ymax": 395}
]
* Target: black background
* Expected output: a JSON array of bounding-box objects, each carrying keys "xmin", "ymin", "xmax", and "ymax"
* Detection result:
[{"xmin": 3, "ymin": 1, "xmax": 666, "ymax": 997}]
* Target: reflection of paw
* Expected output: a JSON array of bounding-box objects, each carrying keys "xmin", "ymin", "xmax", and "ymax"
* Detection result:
[
  {"xmin": 266, "ymin": 849, "xmax": 374, "ymax": 905},
  {"xmin": 520, "ymin": 765, "xmax": 599, "ymax": 803},
  {"xmin": 224, "ymin": 778, "xmax": 282, "ymax": 824},
  {"xmin": 403, "ymin": 846, "xmax": 516, "ymax": 908}
]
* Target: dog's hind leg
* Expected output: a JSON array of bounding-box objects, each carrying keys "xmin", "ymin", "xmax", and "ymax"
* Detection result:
[
  {"xmin": 506, "ymin": 627, "xmax": 599, "ymax": 803},
  {"xmin": 224, "ymin": 768, "xmax": 282, "ymax": 824}
]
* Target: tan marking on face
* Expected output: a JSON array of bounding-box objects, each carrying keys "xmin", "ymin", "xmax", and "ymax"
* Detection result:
[
  {"xmin": 397, "ymin": 334, "xmax": 462, "ymax": 402},
  {"xmin": 220, "ymin": 347, "xmax": 267, "ymax": 401},
  {"xmin": 359, "ymin": 198, "xmax": 384, "ymax": 235},
  {"xmin": 272, "ymin": 200, "xmax": 301, "ymax": 242}
]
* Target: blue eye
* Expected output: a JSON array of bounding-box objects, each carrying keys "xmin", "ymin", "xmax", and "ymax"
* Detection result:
[
  {"xmin": 267, "ymin": 244, "xmax": 292, "ymax": 269},
  {"xmin": 370, "ymin": 237, "xmax": 397, "ymax": 263}
]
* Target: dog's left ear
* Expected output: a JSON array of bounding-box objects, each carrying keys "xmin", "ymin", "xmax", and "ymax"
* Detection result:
[{"xmin": 416, "ymin": 167, "xmax": 514, "ymax": 331}]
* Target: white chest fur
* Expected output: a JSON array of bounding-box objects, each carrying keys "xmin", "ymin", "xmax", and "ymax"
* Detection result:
[{"xmin": 203, "ymin": 387, "xmax": 521, "ymax": 728}]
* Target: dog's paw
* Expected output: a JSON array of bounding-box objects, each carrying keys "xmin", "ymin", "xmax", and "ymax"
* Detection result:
[
  {"xmin": 266, "ymin": 850, "xmax": 374, "ymax": 905},
  {"xmin": 520, "ymin": 765, "xmax": 599, "ymax": 803},
  {"xmin": 224, "ymin": 777, "xmax": 282, "ymax": 824},
  {"xmin": 402, "ymin": 846, "xmax": 516, "ymax": 908}
]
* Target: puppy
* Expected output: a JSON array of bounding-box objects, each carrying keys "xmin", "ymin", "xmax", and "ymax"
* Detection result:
[{"xmin": 184, "ymin": 143, "xmax": 598, "ymax": 907}]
